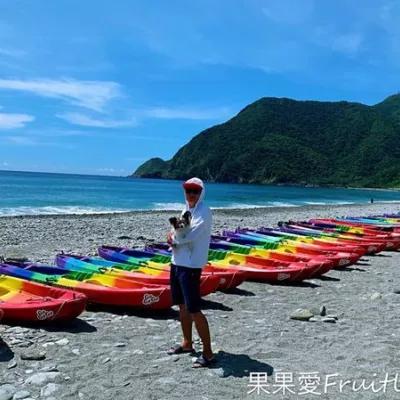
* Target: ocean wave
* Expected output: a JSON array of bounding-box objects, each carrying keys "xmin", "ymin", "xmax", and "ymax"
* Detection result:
[
  {"xmin": 0, "ymin": 206, "xmax": 131, "ymax": 217},
  {"xmin": 151, "ymin": 202, "xmax": 185, "ymax": 210}
]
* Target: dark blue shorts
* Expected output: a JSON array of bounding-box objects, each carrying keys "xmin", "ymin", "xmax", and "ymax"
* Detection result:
[{"xmin": 170, "ymin": 264, "xmax": 202, "ymax": 313}]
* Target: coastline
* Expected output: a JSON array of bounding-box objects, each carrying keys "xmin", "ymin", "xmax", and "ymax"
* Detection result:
[
  {"xmin": 1, "ymin": 201, "xmax": 400, "ymax": 399},
  {"xmin": 1, "ymin": 199, "xmax": 400, "ymax": 221},
  {"xmin": 1, "ymin": 201, "xmax": 400, "ymax": 265}
]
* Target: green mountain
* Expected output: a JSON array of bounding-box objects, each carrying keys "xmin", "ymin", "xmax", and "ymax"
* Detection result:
[{"xmin": 131, "ymin": 94, "xmax": 400, "ymax": 188}]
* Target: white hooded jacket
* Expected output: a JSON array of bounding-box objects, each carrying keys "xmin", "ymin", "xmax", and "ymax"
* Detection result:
[{"xmin": 171, "ymin": 177, "xmax": 212, "ymax": 269}]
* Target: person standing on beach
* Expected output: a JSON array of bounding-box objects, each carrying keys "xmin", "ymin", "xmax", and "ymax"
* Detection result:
[{"xmin": 166, "ymin": 177, "xmax": 216, "ymax": 368}]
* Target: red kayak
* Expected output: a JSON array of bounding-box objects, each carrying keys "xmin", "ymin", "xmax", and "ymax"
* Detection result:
[{"xmin": 0, "ymin": 274, "xmax": 87, "ymax": 323}]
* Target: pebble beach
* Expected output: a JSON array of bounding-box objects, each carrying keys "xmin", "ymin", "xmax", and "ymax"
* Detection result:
[{"xmin": 1, "ymin": 202, "xmax": 400, "ymax": 400}]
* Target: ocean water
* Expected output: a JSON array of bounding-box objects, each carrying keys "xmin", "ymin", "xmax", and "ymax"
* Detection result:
[{"xmin": 1, "ymin": 170, "xmax": 400, "ymax": 217}]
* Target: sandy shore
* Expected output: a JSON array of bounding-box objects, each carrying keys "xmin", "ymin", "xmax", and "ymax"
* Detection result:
[{"xmin": 1, "ymin": 202, "xmax": 400, "ymax": 400}]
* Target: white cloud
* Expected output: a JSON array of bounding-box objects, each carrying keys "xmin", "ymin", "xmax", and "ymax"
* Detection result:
[
  {"xmin": 3, "ymin": 162, "xmax": 9, "ymax": 166},
  {"xmin": 140, "ymin": 107, "xmax": 231, "ymax": 120},
  {"xmin": 0, "ymin": 47, "xmax": 26, "ymax": 58},
  {"xmin": 0, "ymin": 112, "xmax": 35, "ymax": 129},
  {"xmin": 6, "ymin": 136, "xmax": 37, "ymax": 145},
  {"xmin": 23, "ymin": 128, "xmax": 92, "ymax": 137},
  {"xmin": 5, "ymin": 136, "xmax": 71, "ymax": 148},
  {"xmin": 96, "ymin": 168, "xmax": 116, "ymax": 172},
  {"xmin": 0, "ymin": 78, "xmax": 122, "ymax": 112},
  {"xmin": 57, "ymin": 112, "xmax": 137, "ymax": 128}
]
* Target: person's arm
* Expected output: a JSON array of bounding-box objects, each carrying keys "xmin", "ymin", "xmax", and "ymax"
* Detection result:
[{"xmin": 172, "ymin": 213, "xmax": 211, "ymax": 245}]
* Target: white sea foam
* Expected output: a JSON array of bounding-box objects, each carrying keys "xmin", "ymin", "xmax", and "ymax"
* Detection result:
[
  {"xmin": 304, "ymin": 201, "xmax": 332, "ymax": 205},
  {"xmin": 151, "ymin": 202, "xmax": 185, "ymax": 210},
  {"xmin": 0, "ymin": 206, "xmax": 131, "ymax": 217}
]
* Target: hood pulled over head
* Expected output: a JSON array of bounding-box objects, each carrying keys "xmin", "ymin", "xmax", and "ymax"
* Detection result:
[{"xmin": 182, "ymin": 177, "xmax": 205, "ymax": 211}]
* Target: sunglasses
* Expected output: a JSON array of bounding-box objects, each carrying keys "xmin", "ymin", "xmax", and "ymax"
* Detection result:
[{"xmin": 185, "ymin": 189, "xmax": 201, "ymax": 195}]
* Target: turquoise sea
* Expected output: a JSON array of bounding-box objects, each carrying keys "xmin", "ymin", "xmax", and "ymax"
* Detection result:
[{"xmin": 1, "ymin": 170, "xmax": 400, "ymax": 217}]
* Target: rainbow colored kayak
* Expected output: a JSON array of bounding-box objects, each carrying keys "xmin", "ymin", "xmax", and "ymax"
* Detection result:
[
  {"xmin": 237, "ymin": 227, "xmax": 385, "ymax": 254},
  {"xmin": 55, "ymin": 253, "xmax": 222, "ymax": 294},
  {"xmin": 96, "ymin": 246, "xmax": 245, "ymax": 290},
  {"xmin": 212, "ymin": 234, "xmax": 361, "ymax": 268},
  {"xmin": 225, "ymin": 229, "xmax": 367, "ymax": 256},
  {"xmin": 98, "ymin": 245, "xmax": 334, "ymax": 283},
  {"xmin": 143, "ymin": 243, "xmax": 335, "ymax": 280},
  {"xmin": 147, "ymin": 242, "xmax": 337, "ymax": 269},
  {"xmin": 0, "ymin": 274, "xmax": 87, "ymax": 323},
  {"xmin": 278, "ymin": 222, "xmax": 400, "ymax": 251},
  {"xmin": 311, "ymin": 218, "xmax": 400, "ymax": 233},
  {"xmin": 0, "ymin": 262, "xmax": 172, "ymax": 309}
]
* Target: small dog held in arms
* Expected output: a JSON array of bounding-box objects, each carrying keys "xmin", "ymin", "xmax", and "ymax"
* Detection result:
[{"xmin": 168, "ymin": 211, "xmax": 192, "ymax": 250}]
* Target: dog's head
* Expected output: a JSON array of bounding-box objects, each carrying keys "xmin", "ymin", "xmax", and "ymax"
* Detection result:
[{"xmin": 169, "ymin": 211, "xmax": 192, "ymax": 230}]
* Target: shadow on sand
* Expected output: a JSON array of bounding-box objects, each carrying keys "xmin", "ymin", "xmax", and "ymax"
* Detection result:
[
  {"xmin": 265, "ymin": 280, "xmax": 321, "ymax": 288},
  {"xmin": 338, "ymin": 267, "xmax": 367, "ymax": 273},
  {"xmin": 0, "ymin": 340, "xmax": 14, "ymax": 363},
  {"xmin": 203, "ymin": 350, "xmax": 274, "ymax": 378},
  {"xmin": 370, "ymin": 253, "xmax": 393, "ymax": 258},
  {"xmin": 221, "ymin": 287, "xmax": 256, "ymax": 297},
  {"xmin": 86, "ymin": 303, "xmax": 180, "ymax": 320},
  {"xmin": 1, "ymin": 318, "xmax": 97, "ymax": 334},
  {"xmin": 87, "ymin": 298, "xmax": 234, "ymax": 317},
  {"xmin": 314, "ymin": 275, "xmax": 341, "ymax": 282},
  {"xmin": 200, "ymin": 298, "xmax": 234, "ymax": 312}
]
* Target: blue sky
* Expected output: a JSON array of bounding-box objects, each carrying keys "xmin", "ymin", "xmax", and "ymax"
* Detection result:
[{"xmin": 0, "ymin": 0, "xmax": 399, "ymax": 176}]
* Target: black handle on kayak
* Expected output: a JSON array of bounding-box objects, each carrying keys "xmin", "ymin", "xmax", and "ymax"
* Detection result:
[{"xmin": 138, "ymin": 260, "xmax": 149, "ymax": 266}]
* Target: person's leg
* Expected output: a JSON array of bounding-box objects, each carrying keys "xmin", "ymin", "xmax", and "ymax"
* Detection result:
[
  {"xmin": 180, "ymin": 267, "xmax": 215, "ymax": 366},
  {"xmin": 192, "ymin": 311, "xmax": 214, "ymax": 360},
  {"xmin": 167, "ymin": 264, "xmax": 194, "ymax": 354},
  {"xmin": 178, "ymin": 304, "xmax": 194, "ymax": 350}
]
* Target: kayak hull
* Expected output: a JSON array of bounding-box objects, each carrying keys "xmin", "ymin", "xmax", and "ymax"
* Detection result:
[{"xmin": 0, "ymin": 274, "xmax": 87, "ymax": 323}]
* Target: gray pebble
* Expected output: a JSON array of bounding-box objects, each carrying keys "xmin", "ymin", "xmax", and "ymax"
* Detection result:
[
  {"xmin": 7, "ymin": 360, "xmax": 17, "ymax": 369},
  {"xmin": 371, "ymin": 292, "xmax": 382, "ymax": 300},
  {"xmin": 40, "ymin": 383, "xmax": 60, "ymax": 398},
  {"xmin": 12, "ymin": 390, "xmax": 31, "ymax": 400},
  {"xmin": 326, "ymin": 315, "xmax": 338, "ymax": 320},
  {"xmin": 55, "ymin": 338, "xmax": 70, "ymax": 346},
  {"xmin": 21, "ymin": 350, "xmax": 46, "ymax": 361},
  {"xmin": 322, "ymin": 317, "xmax": 337, "ymax": 323},
  {"xmin": 40, "ymin": 365, "xmax": 58, "ymax": 372},
  {"xmin": 0, "ymin": 384, "xmax": 16, "ymax": 400},
  {"xmin": 24, "ymin": 372, "xmax": 60, "ymax": 386},
  {"xmin": 290, "ymin": 309, "xmax": 314, "ymax": 321}
]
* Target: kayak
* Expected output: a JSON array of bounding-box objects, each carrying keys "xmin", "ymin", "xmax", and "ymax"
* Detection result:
[
  {"xmin": 0, "ymin": 274, "xmax": 87, "ymax": 323},
  {"xmin": 280, "ymin": 222, "xmax": 400, "ymax": 251},
  {"xmin": 311, "ymin": 218, "xmax": 400, "ymax": 233},
  {"xmin": 212, "ymin": 234, "xmax": 361, "ymax": 268},
  {"xmin": 0, "ymin": 262, "xmax": 173, "ymax": 309},
  {"xmin": 97, "ymin": 245, "xmax": 324, "ymax": 282},
  {"xmin": 143, "ymin": 243, "xmax": 334, "ymax": 280},
  {"xmin": 228, "ymin": 229, "xmax": 367, "ymax": 256},
  {"xmin": 55, "ymin": 253, "xmax": 223, "ymax": 294},
  {"xmin": 250, "ymin": 227, "xmax": 387, "ymax": 254},
  {"xmin": 96, "ymin": 245, "xmax": 245, "ymax": 290}
]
